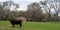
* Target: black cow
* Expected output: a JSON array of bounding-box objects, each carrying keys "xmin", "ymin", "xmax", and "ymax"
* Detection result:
[{"xmin": 9, "ymin": 20, "xmax": 22, "ymax": 27}]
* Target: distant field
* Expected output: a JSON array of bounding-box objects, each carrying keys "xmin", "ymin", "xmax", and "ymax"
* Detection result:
[{"xmin": 0, "ymin": 21, "xmax": 60, "ymax": 30}]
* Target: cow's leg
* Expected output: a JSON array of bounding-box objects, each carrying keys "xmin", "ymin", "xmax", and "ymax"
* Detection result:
[
  {"xmin": 19, "ymin": 22, "xmax": 22, "ymax": 27},
  {"xmin": 12, "ymin": 24, "xmax": 15, "ymax": 27},
  {"xmin": 19, "ymin": 24, "xmax": 22, "ymax": 27}
]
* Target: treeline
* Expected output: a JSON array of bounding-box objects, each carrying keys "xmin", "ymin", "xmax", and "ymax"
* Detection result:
[{"xmin": 0, "ymin": 0, "xmax": 60, "ymax": 22}]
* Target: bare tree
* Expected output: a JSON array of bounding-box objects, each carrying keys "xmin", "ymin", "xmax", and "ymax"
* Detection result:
[
  {"xmin": 27, "ymin": 2, "xmax": 43, "ymax": 21},
  {"xmin": 40, "ymin": 1, "xmax": 51, "ymax": 21}
]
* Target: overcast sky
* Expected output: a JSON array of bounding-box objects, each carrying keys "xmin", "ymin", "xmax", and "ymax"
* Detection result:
[{"xmin": 0, "ymin": 0, "xmax": 45, "ymax": 11}]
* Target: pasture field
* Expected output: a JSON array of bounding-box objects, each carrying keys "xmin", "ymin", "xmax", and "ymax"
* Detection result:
[{"xmin": 0, "ymin": 21, "xmax": 60, "ymax": 30}]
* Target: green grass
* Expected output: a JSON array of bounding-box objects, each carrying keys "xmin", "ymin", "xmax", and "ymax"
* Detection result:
[{"xmin": 0, "ymin": 21, "xmax": 60, "ymax": 30}]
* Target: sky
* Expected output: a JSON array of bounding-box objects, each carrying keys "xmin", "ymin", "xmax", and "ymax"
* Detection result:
[{"xmin": 0, "ymin": 0, "xmax": 45, "ymax": 11}]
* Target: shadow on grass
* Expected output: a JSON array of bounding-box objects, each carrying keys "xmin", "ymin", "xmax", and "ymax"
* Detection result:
[{"xmin": 0, "ymin": 25, "xmax": 22, "ymax": 30}]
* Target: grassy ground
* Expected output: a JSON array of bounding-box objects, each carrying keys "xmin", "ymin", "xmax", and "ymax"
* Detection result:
[{"xmin": 0, "ymin": 21, "xmax": 60, "ymax": 30}]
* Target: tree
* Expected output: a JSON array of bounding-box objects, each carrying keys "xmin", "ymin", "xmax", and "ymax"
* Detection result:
[
  {"xmin": 27, "ymin": 2, "xmax": 43, "ymax": 21},
  {"xmin": 40, "ymin": 1, "xmax": 52, "ymax": 21},
  {"xmin": 0, "ymin": 0, "xmax": 19, "ymax": 20},
  {"xmin": 53, "ymin": 0, "xmax": 59, "ymax": 21},
  {"xmin": 45, "ymin": 0, "xmax": 60, "ymax": 21}
]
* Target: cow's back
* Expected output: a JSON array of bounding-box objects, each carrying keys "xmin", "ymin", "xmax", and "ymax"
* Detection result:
[{"xmin": 10, "ymin": 20, "xmax": 22, "ymax": 25}]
